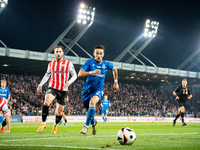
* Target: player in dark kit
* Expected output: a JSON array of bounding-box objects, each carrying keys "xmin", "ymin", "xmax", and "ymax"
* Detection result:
[{"xmin": 173, "ymin": 79, "xmax": 192, "ymax": 126}]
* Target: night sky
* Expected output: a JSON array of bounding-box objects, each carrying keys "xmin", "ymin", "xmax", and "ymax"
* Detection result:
[{"xmin": 0, "ymin": 0, "xmax": 200, "ymax": 70}]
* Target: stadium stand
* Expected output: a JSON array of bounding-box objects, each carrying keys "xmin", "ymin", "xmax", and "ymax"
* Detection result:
[{"xmin": 0, "ymin": 73, "xmax": 199, "ymax": 118}]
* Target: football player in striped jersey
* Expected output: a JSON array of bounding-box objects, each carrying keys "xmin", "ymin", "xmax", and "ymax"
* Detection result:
[
  {"xmin": 37, "ymin": 45, "xmax": 77, "ymax": 134},
  {"xmin": 0, "ymin": 97, "xmax": 11, "ymax": 133}
]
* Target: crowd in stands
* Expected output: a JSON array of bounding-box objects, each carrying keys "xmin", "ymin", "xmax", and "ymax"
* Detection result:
[{"xmin": 0, "ymin": 73, "xmax": 199, "ymax": 118}]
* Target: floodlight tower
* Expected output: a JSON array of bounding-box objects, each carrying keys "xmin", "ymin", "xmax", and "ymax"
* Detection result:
[
  {"xmin": 114, "ymin": 19, "xmax": 159, "ymax": 67},
  {"xmin": 0, "ymin": 0, "xmax": 8, "ymax": 14},
  {"xmin": 0, "ymin": 0, "xmax": 8, "ymax": 51},
  {"xmin": 46, "ymin": 3, "xmax": 95, "ymax": 58}
]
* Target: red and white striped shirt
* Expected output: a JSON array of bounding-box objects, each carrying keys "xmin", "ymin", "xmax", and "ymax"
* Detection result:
[
  {"xmin": 46, "ymin": 59, "xmax": 75, "ymax": 91},
  {"xmin": 0, "ymin": 97, "xmax": 9, "ymax": 115}
]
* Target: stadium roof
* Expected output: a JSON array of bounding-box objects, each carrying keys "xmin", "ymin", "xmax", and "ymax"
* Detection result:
[{"xmin": 1, "ymin": 47, "xmax": 200, "ymax": 85}]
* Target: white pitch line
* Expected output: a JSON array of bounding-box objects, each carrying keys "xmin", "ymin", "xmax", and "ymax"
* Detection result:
[
  {"xmin": 139, "ymin": 132, "xmax": 199, "ymax": 136},
  {"xmin": 2, "ymin": 135, "xmax": 116, "ymax": 142},
  {"xmin": 1, "ymin": 132, "xmax": 199, "ymax": 142},
  {"xmin": 0, "ymin": 144, "xmax": 119, "ymax": 150}
]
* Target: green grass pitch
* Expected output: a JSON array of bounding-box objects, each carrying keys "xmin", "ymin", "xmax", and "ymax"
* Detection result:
[{"xmin": 0, "ymin": 122, "xmax": 200, "ymax": 150}]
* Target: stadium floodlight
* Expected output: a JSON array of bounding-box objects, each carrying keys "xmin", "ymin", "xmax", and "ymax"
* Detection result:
[
  {"xmin": 144, "ymin": 19, "xmax": 159, "ymax": 38},
  {"xmin": 77, "ymin": 3, "xmax": 95, "ymax": 25},
  {"xmin": 0, "ymin": 0, "xmax": 8, "ymax": 8}
]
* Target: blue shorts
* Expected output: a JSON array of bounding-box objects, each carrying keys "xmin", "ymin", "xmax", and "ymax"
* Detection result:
[
  {"xmin": 0, "ymin": 116, "xmax": 3, "ymax": 124},
  {"xmin": 102, "ymin": 110, "xmax": 109, "ymax": 115},
  {"xmin": 82, "ymin": 90, "xmax": 104, "ymax": 109}
]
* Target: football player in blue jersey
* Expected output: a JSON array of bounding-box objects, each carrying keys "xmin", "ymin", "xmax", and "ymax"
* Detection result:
[
  {"xmin": 78, "ymin": 45, "xmax": 119, "ymax": 135},
  {"xmin": 0, "ymin": 79, "xmax": 11, "ymax": 125},
  {"xmin": 101, "ymin": 95, "xmax": 111, "ymax": 123}
]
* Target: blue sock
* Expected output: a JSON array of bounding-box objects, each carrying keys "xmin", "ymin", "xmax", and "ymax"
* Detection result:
[
  {"xmin": 0, "ymin": 116, "xmax": 3, "ymax": 124},
  {"xmin": 85, "ymin": 104, "xmax": 96, "ymax": 127},
  {"xmin": 102, "ymin": 116, "xmax": 105, "ymax": 120},
  {"xmin": 105, "ymin": 117, "xmax": 107, "ymax": 122}
]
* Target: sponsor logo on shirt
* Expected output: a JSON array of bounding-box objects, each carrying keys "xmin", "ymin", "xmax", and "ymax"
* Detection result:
[
  {"xmin": 93, "ymin": 74, "xmax": 105, "ymax": 77},
  {"xmin": 53, "ymin": 71, "xmax": 66, "ymax": 73}
]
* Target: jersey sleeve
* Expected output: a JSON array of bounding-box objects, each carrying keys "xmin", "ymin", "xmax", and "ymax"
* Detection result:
[
  {"xmin": 107, "ymin": 61, "xmax": 114, "ymax": 70},
  {"xmin": 80, "ymin": 60, "xmax": 90, "ymax": 72},
  {"xmin": 68, "ymin": 61, "xmax": 75, "ymax": 72},
  {"xmin": 46, "ymin": 62, "xmax": 52, "ymax": 74},
  {"xmin": 188, "ymin": 88, "xmax": 191, "ymax": 95},
  {"xmin": 174, "ymin": 87, "xmax": 179, "ymax": 93}
]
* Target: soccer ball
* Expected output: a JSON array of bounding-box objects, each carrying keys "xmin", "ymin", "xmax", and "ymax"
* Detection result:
[{"xmin": 117, "ymin": 127, "xmax": 136, "ymax": 145}]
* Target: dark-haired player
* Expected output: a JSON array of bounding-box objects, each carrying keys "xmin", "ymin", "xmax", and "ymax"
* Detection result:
[
  {"xmin": 173, "ymin": 79, "xmax": 192, "ymax": 126},
  {"xmin": 78, "ymin": 45, "xmax": 119, "ymax": 135},
  {"xmin": 37, "ymin": 45, "xmax": 77, "ymax": 134}
]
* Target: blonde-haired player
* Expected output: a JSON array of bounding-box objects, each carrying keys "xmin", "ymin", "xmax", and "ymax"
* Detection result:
[
  {"xmin": 173, "ymin": 79, "xmax": 192, "ymax": 126},
  {"xmin": 0, "ymin": 79, "xmax": 11, "ymax": 125},
  {"xmin": 0, "ymin": 97, "xmax": 11, "ymax": 133}
]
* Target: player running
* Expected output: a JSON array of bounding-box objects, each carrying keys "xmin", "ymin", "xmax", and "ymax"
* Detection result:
[
  {"xmin": 37, "ymin": 45, "xmax": 77, "ymax": 134},
  {"xmin": 78, "ymin": 45, "xmax": 119, "ymax": 135},
  {"xmin": 0, "ymin": 97, "xmax": 11, "ymax": 133},
  {"xmin": 173, "ymin": 79, "xmax": 192, "ymax": 126},
  {"xmin": 101, "ymin": 95, "xmax": 111, "ymax": 123}
]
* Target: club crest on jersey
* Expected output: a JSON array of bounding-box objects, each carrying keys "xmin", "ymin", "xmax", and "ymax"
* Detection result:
[{"xmin": 102, "ymin": 64, "xmax": 105, "ymax": 69}]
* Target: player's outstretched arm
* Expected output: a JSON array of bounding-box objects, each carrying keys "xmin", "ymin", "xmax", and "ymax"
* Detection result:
[
  {"xmin": 78, "ymin": 69, "xmax": 101, "ymax": 78},
  {"xmin": 112, "ymin": 66, "xmax": 119, "ymax": 91}
]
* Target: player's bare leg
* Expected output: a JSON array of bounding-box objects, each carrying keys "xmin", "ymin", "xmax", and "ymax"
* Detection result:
[
  {"xmin": 1, "ymin": 110, "xmax": 11, "ymax": 133},
  {"xmin": 37, "ymin": 93, "xmax": 55, "ymax": 133},
  {"xmin": 52, "ymin": 103, "xmax": 64, "ymax": 134}
]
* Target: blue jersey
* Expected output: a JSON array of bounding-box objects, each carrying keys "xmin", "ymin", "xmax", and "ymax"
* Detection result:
[
  {"xmin": 0, "ymin": 87, "xmax": 10, "ymax": 99},
  {"xmin": 101, "ymin": 99, "xmax": 110, "ymax": 110},
  {"xmin": 81, "ymin": 58, "xmax": 114, "ymax": 92}
]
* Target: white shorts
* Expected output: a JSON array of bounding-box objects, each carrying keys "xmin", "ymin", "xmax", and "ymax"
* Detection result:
[{"xmin": 0, "ymin": 99, "xmax": 9, "ymax": 116}]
